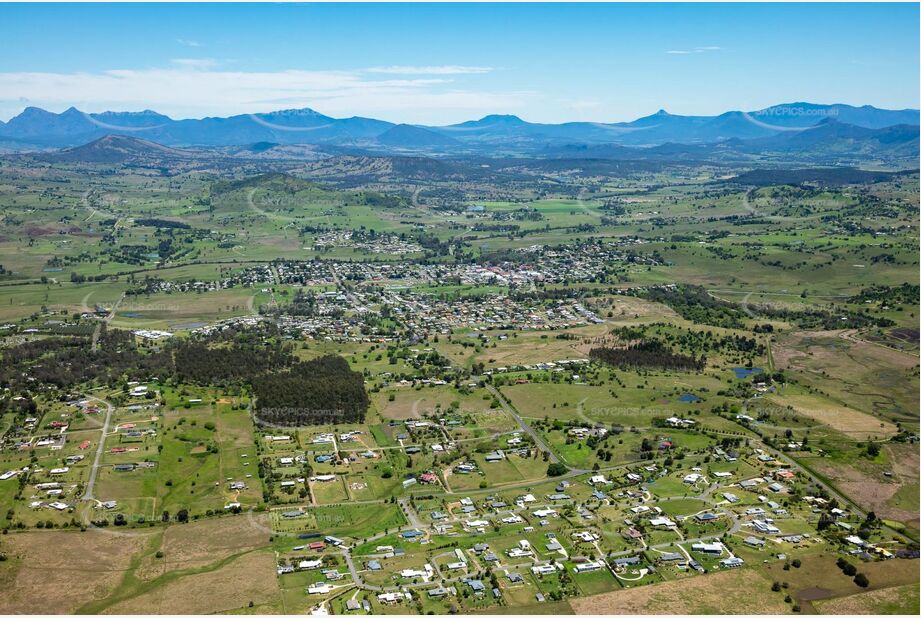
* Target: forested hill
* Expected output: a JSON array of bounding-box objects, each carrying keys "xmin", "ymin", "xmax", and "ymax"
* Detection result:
[{"xmin": 0, "ymin": 326, "xmax": 368, "ymax": 426}]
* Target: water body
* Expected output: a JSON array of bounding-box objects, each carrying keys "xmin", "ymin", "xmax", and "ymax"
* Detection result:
[
  {"xmin": 678, "ymin": 393, "xmax": 700, "ymax": 403},
  {"xmin": 172, "ymin": 321, "xmax": 208, "ymax": 330},
  {"xmin": 732, "ymin": 367, "xmax": 764, "ymax": 379},
  {"xmin": 122, "ymin": 312, "xmax": 145, "ymax": 318}
]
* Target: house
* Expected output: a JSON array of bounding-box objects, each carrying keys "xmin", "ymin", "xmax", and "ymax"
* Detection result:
[
  {"xmin": 299, "ymin": 559, "xmax": 323, "ymax": 570},
  {"xmin": 649, "ymin": 516, "xmax": 676, "ymax": 528},
  {"xmin": 589, "ymin": 474, "xmax": 609, "ymax": 485},
  {"xmin": 751, "ymin": 520, "xmax": 780, "ymax": 534},
  {"xmin": 531, "ymin": 563, "xmax": 560, "ymax": 575},
  {"xmin": 572, "ymin": 531, "xmax": 599, "ymax": 542},
  {"xmin": 767, "ymin": 482, "xmax": 785, "ymax": 493},
  {"xmin": 345, "ymin": 599, "xmax": 361, "ymax": 611},
  {"xmin": 485, "ymin": 450, "xmax": 505, "ymax": 462},
  {"xmin": 401, "ymin": 530, "xmax": 424, "ymax": 540},
  {"xmin": 722, "ymin": 492, "xmax": 740, "ymax": 503},
  {"xmin": 533, "ymin": 508, "xmax": 556, "ymax": 518},
  {"xmin": 613, "ymin": 556, "xmax": 641, "ymax": 567},
  {"xmin": 624, "ymin": 527, "xmax": 643, "ymax": 540},
  {"xmin": 574, "ymin": 560, "xmax": 605, "ymax": 573},
  {"xmin": 277, "ymin": 564, "xmax": 295, "ymax": 575},
  {"xmin": 428, "ymin": 587, "xmax": 450, "ymax": 598},
  {"xmin": 744, "ymin": 536, "xmax": 766, "ymax": 547},
  {"xmin": 307, "ymin": 583, "xmax": 333, "ymax": 594},
  {"xmin": 691, "ymin": 542, "xmax": 724, "ymax": 555},
  {"xmin": 367, "ymin": 560, "xmax": 382, "ymax": 571},
  {"xmin": 720, "ymin": 557, "xmax": 745, "ymax": 569},
  {"xmin": 377, "ymin": 592, "xmax": 402, "ymax": 605},
  {"xmin": 400, "ymin": 565, "xmax": 431, "ymax": 579},
  {"xmin": 507, "ymin": 573, "xmax": 524, "ymax": 583},
  {"xmin": 465, "ymin": 579, "xmax": 486, "ymax": 593},
  {"xmin": 658, "ymin": 552, "xmax": 683, "ymax": 562},
  {"xmin": 683, "ymin": 473, "xmax": 702, "ymax": 484},
  {"xmin": 695, "ymin": 512, "xmax": 719, "ymax": 522}
]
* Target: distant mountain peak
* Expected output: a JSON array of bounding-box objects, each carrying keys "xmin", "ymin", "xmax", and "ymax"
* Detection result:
[{"xmin": 477, "ymin": 114, "xmax": 525, "ymax": 124}]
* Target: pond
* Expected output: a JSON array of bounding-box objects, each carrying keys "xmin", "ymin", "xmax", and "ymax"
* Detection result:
[{"xmin": 732, "ymin": 367, "xmax": 763, "ymax": 379}]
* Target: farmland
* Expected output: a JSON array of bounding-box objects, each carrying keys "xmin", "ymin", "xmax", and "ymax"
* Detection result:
[{"xmin": 0, "ymin": 150, "xmax": 917, "ymax": 615}]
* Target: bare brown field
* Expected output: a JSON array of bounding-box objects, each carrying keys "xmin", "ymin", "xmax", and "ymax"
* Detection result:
[
  {"xmin": 373, "ymin": 388, "xmax": 493, "ymax": 421},
  {"xmin": 768, "ymin": 392, "xmax": 897, "ymax": 439},
  {"xmin": 103, "ymin": 550, "xmax": 281, "ymax": 614},
  {"xmin": 135, "ymin": 513, "xmax": 271, "ymax": 580},
  {"xmin": 774, "ymin": 329, "xmax": 918, "ymax": 426},
  {"xmin": 570, "ymin": 568, "xmax": 790, "ymax": 614},
  {"xmin": 0, "ymin": 529, "xmax": 151, "ymax": 614},
  {"xmin": 814, "ymin": 583, "xmax": 920, "ymax": 614}
]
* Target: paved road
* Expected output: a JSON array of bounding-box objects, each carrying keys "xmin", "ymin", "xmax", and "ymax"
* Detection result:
[
  {"xmin": 81, "ymin": 395, "xmax": 114, "ymax": 502},
  {"xmin": 91, "ymin": 293, "xmax": 124, "ymax": 352},
  {"xmin": 486, "ymin": 384, "xmax": 562, "ymax": 466}
]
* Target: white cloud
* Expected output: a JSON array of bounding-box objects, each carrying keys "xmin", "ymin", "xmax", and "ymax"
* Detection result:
[
  {"xmin": 170, "ymin": 58, "xmax": 218, "ymax": 70},
  {"xmin": 0, "ymin": 65, "xmax": 528, "ymax": 123},
  {"xmin": 177, "ymin": 39, "xmax": 203, "ymax": 48},
  {"xmin": 366, "ymin": 65, "xmax": 494, "ymax": 75},
  {"xmin": 666, "ymin": 50, "xmax": 691, "ymax": 55}
]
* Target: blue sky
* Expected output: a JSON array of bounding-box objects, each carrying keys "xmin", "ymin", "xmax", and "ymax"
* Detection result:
[{"xmin": 1, "ymin": 3, "xmax": 918, "ymax": 124}]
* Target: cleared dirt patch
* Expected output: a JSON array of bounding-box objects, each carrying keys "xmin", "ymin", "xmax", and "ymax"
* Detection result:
[
  {"xmin": 570, "ymin": 568, "xmax": 790, "ymax": 614},
  {"xmin": 0, "ymin": 529, "xmax": 150, "ymax": 614}
]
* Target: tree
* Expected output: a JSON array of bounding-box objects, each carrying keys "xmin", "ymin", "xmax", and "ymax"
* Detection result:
[
  {"xmin": 547, "ymin": 463, "xmax": 567, "ymax": 477},
  {"xmin": 854, "ymin": 573, "xmax": 869, "ymax": 588}
]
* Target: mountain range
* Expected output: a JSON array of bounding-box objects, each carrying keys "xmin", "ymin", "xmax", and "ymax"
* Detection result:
[{"xmin": 1, "ymin": 102, "xmax": 917, "ymax": 165}]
